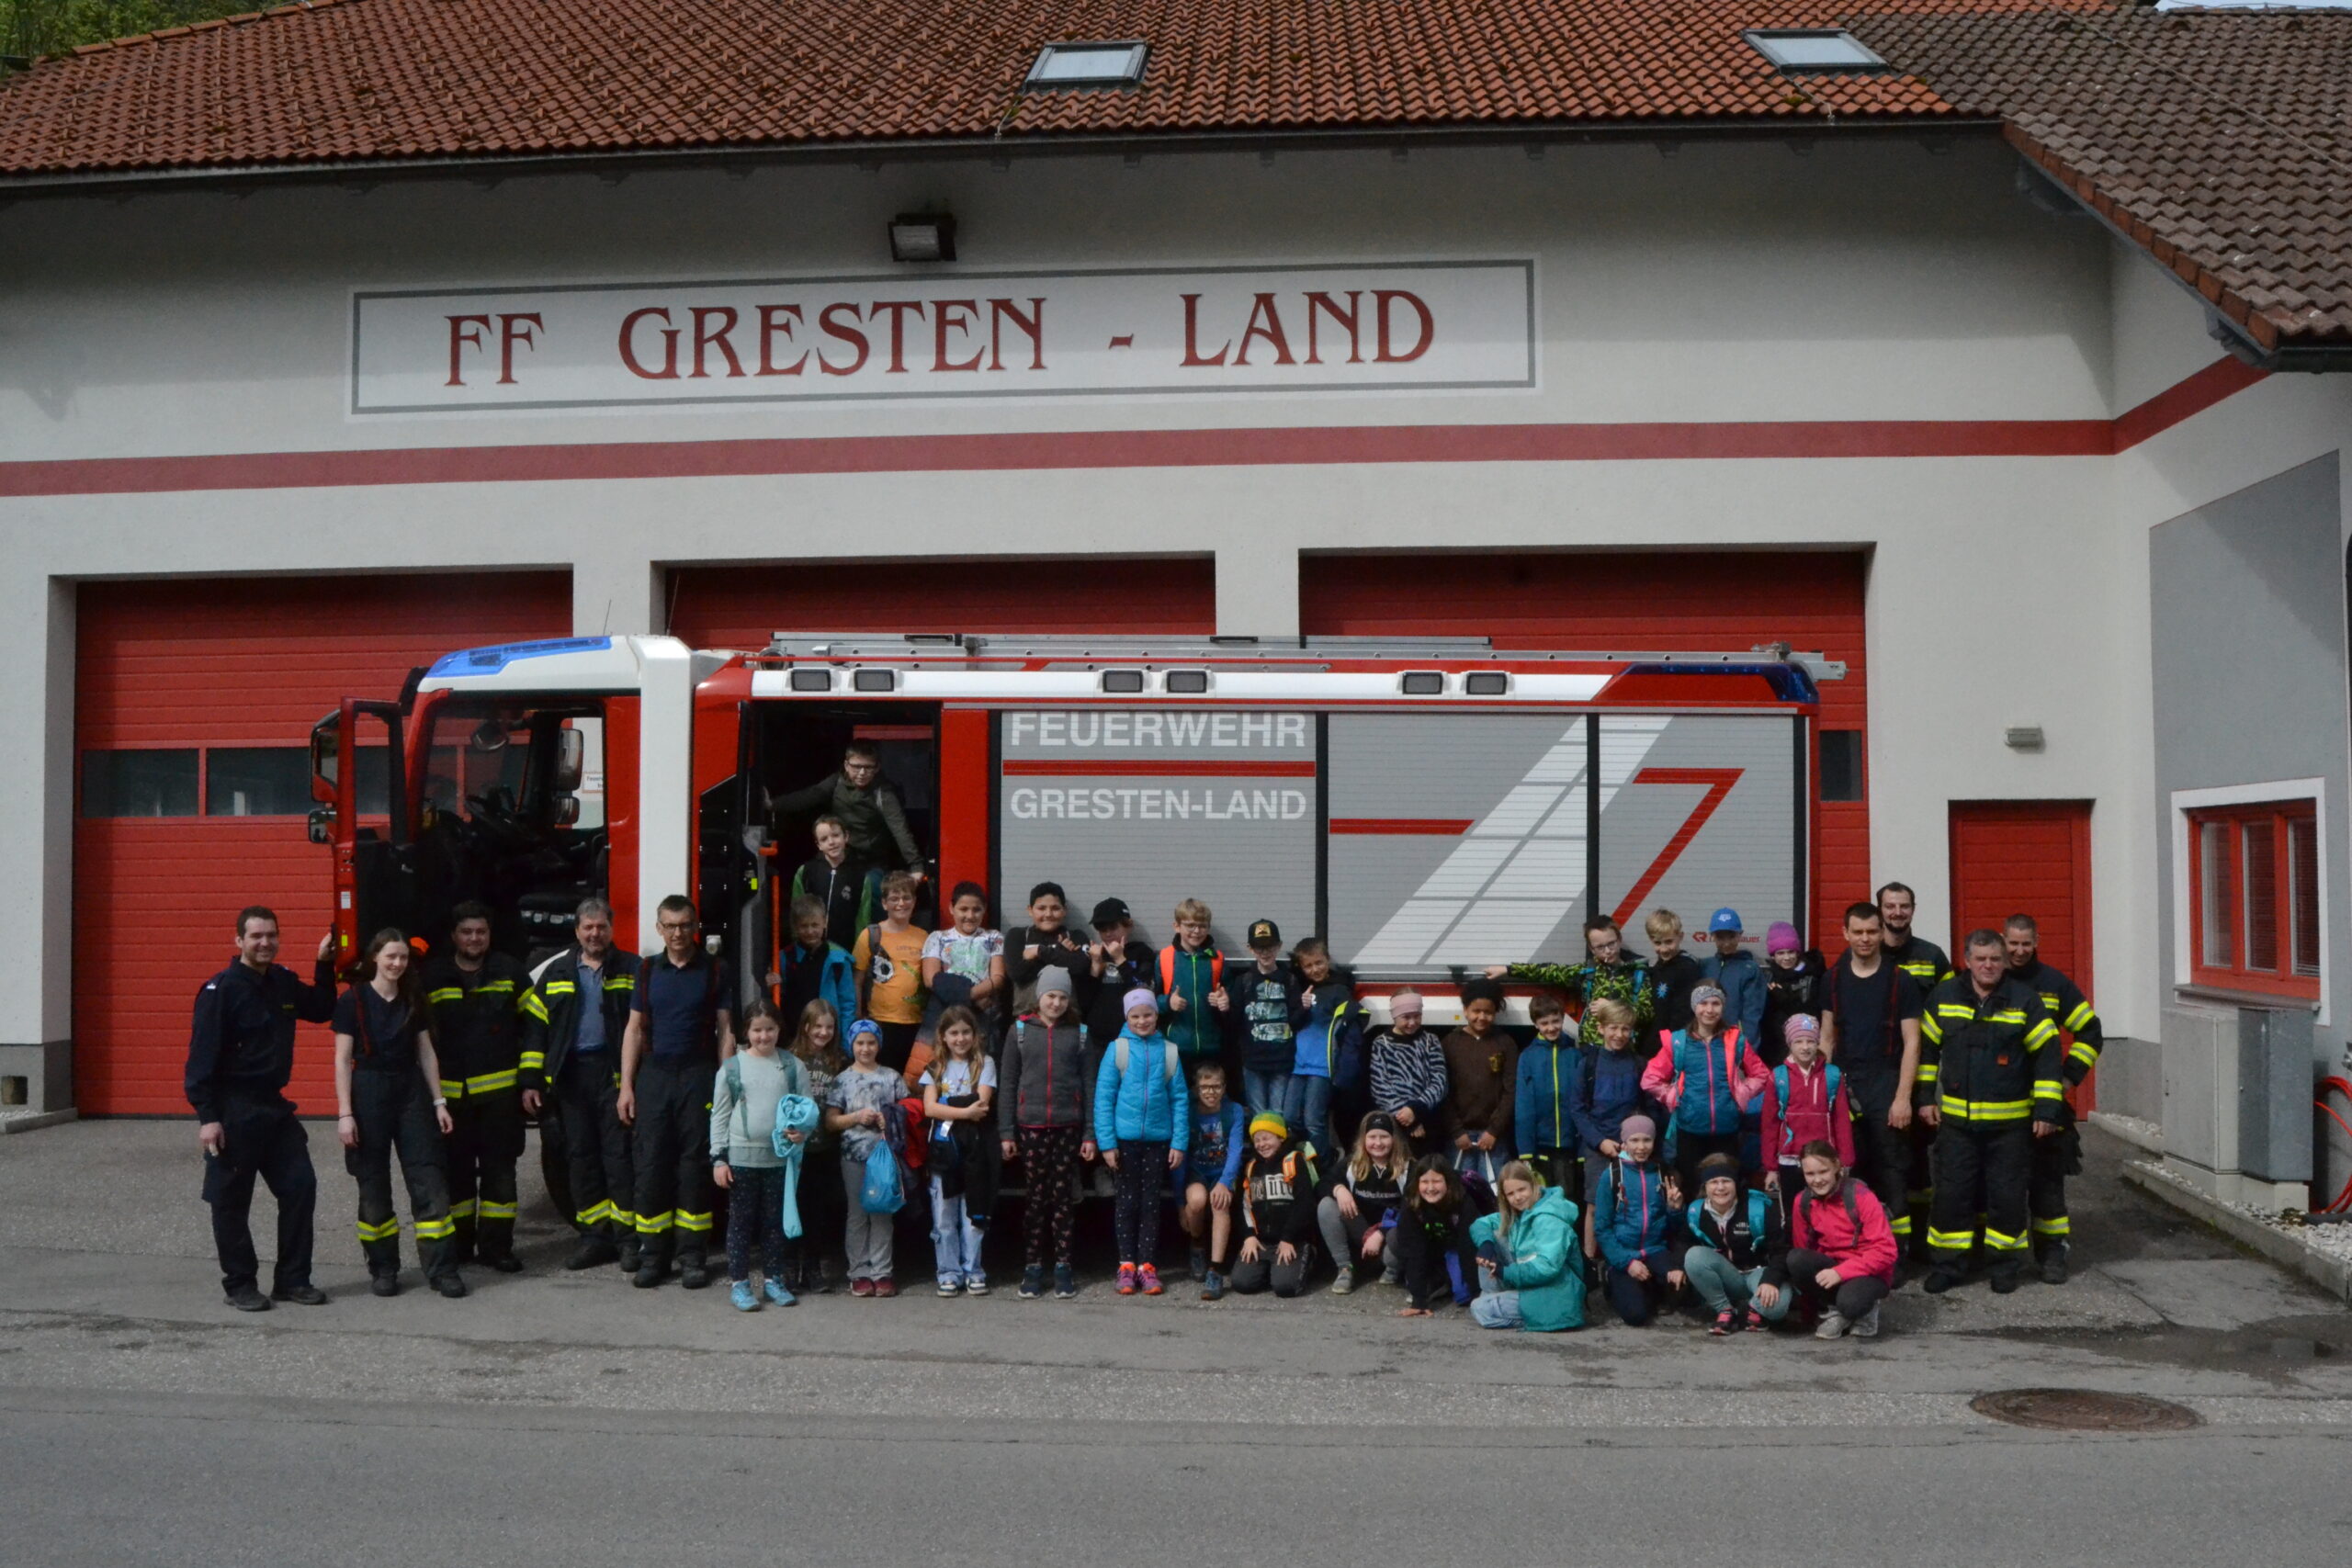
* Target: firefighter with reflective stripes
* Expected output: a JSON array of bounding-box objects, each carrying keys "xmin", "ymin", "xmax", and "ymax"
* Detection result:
[
  {"xmin": 522, "ymin": 897, "xmax": 643, "ymax": 1272},
  {"xmin": 2005, "ymin": 914, "xmax": 2101, "ymax": 1285},
  {"xmin": 333, "ymin": 928, "xmax": 463, "ymax": 1298},
  {"xmin": 1917, "ymin": 930, "xmax": 2065, "ymax": 1295},
  {"xmin": 1877, "ymin": 881, "xmax": 1951, "ymax": 1256},
  {"xmin": 618, "ymin": 895, "xmax": 735, "ymax": 1290},
  {"xmin": 422, "ymin": 902, "xmax": 534, "ymax": 1272}
]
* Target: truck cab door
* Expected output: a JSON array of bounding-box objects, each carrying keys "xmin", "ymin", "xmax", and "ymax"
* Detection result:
[{"xmin": 311, "ymin": 698, "xmax": 416, "ymax": 970}]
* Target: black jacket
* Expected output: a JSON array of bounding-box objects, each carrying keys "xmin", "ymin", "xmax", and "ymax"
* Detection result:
[
  {"xmin": 1390, "ymin": 1200, "xmax": 1476, "ymax": 1310},
  {"xmin": 1226, "ymin": 959, "xmax": 1302, "ymax": 1076},
  {"xmin": 2007, "ymin": 957, "xmax": 2103, "ymax": 1088},
  {"xmin": 1677, "ymin": 1192, "xmax": 1790, "ymax": 1285},
  {"xmin": 1917, "ymin": 974, "xmax": 2063, "ymax": 1126},
  {"xmin": 1240, "ymin": 1139, "xmax": 1320, "ymax": 1246},
  {"xmin": 1646, "ymin": 952, "xmax": 1705, "ymax": 1034},
  {"xmin": 791, "ymin": 852, "xmax": 879, "ymax": 953},
  {"xmin": 185, "ymin": 957, "xmax": 337, "ymax": 1122},
  {"xmin": 1003, "ymin": 924, "xmax": 1094, "ymax": 1016},
  {"xmin": 1084, "ymin": 938, "xmax": 1159, "ymax": 1048},
  {"xmin": 520, "ymin": 947, "xmax": 642, "ymax": 1092},
  {"xmin": 1759, "ymin": 953, "xmax": 1829, "ymax": 1066},
  {"xmin": 421, "ymin": 952, "xmax": 532, "ymax": 1098}
]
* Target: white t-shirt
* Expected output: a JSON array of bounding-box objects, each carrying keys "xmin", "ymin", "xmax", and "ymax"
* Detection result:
[
  {"xmin": 921, "ymin": 927, "xmax": 1002, "ymax": 984},
  {"xmin": 920, "ymin": 1055, "xmax": 998, "ymax": 1139}
]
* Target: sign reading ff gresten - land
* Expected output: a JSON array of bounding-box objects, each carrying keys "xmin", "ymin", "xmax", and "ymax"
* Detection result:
[{"xmin": 349, "ymin": 261, "xmax": 1535, "ymax": 413}]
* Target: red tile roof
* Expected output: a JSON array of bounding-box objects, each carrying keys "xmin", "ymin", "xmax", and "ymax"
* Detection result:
[{"xmin": 0, "ymin": 0, "xmax": 2342, "ymax": 351}]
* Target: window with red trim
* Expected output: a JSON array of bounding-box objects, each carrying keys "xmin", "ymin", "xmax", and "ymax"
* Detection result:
[{"xmin": 2188, "ymin": 799, "xmax": 2321, "ymax": 998}]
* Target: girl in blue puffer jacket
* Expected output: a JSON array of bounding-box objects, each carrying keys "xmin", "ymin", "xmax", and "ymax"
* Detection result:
[
  {"xmin": 1092, "ymin": 989, "xmax": 1191, "ymax": 1296},
  {"xmin": 1591, "ymin": 1115, "xmax": 1685, "ymax": 1325}
]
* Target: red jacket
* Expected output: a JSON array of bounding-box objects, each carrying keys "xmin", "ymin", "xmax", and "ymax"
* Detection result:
[
  {"xmin": 1790, "ymin": 1177, "xmax": 1897, "ymax": 1288},
  {"xmin": 1760, "ymin": 1059, "xmax": 1855, "ymax": 1171}
]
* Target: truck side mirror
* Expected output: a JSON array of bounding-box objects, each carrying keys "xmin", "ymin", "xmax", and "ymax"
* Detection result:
[
  {"xmin": 307, "ymin": 807, "xmax": 334, "ymax": 846},
  {"xmin": 553, "ymin": 728, "xmax": 584, "ymax": 793}
]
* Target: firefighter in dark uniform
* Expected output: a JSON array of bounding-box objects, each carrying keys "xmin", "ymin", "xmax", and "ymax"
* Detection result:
[
  {"xmin": 618, "ymin": 895, "xmax": 735, "ymax": 1290},
  {"xmin": 334, "ymin": 927, "xmax": 463, "ymax": 1297},
  {"xmin": 1877, "ymin": 881, "xmax": 1951, "ymax": 1255},
  {"xmin": 1917, "ymin": 929, "xmax": 2066, "ymax": 1295},
  {"xmin": 422, "ymin": 902, "xmax": 534, "ymax": 1271},
  {"xmin": 523, "ymin": 897, "xmax": 642, "ymax": 1272},
  {"xmin": 2005, "ymin": 913, "xmax": 2102, "ymax": 1285},
  {"xmin": 186, "ymin": 906, "xmax": 338, "ymax": 1312}
]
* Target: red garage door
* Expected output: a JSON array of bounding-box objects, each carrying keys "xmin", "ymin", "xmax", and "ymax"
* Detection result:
[
  {"xmin": 75, "ymin": 572, "xmax": 571, "ymax": 1116},
  {"xmin": 1299, "ymin": 550, "xmax": 1870, "ymax": 946},
  {"xmin": 667, "ymin": 556, "xmax": 1217, "ymax": 649}
]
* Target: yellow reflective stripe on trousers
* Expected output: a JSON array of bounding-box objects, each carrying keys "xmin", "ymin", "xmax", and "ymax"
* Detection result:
[
  {"xmin": 2031, "ymin": 1216, "xmax": 2071, "ymax": 1235},
  {"xmin": 356, "ymin": 1217, "xmax": 401, "ymax": 1242},
  {"xmin": 674, "ymin": 1211, "xmax": 714, "ymax": 1233},
  {"xmin": 464, "ymin": 1069, "xmax": 518, "ymax": 1095},
  {"xmin": 1886, "ymin": 1213, "xmax": 1913, "ymax": 1235},
  {"xmin": 414, "ymin": 1216, "xmax": 457, "ymax": 1240},
  {"xmin": 1983, "ymin": 1227, "xmax": 2030, "ymax": 1251},
  {"xmin": 636, "ymin": 1211, "xmax": 674, "ymax": 1235},
  {"xmin": 578, "ymin": 1200, "xmax": 616, "ymax": 1225},
  {"xmin": 449, "ymin": 1199, "xmax": 478, "ymax": 1220},
  {"xmin": 610, "ymin": 1209, "xmax": 638, "ymax": 1229},
  {"xmin": 1925, "ymin": 1227, "xmax": 1975, "ymax": 1250},
  {"xmin": 477, "ymin": 1201, "xmax": 518, "ymax": 1221}
]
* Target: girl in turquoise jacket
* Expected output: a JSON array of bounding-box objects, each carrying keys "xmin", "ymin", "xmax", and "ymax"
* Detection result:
[{"xmin": 1468, "ymin": 1161, "xmax": 1586, "ymax": 1332}]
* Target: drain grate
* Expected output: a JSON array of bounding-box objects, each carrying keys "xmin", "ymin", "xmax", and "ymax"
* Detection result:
[{"xmin": 1971, "ymin": 1388, "xmax": 2200, "ymax": 1432}]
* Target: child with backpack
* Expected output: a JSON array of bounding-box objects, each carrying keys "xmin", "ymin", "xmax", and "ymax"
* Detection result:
[
  {"xmin": 782, "ymin": 999, "xmax": 849, "ymax": 1294},
  {"xmin": 1592, "ymin": 1115, "xmax": 1685, "ymax": 1325},
  {"xmin": 1229, "ymin": 1111, "xmax": 1320, "ymax": 1298},
  {"xmin": 822, "ymin": 1018, "xmax": 910, "ymax": 1297},
  {"xmin": 920, "ymin": 882, "xmax": 1005, "ymax": 1046},
  {"xmin": 1468, "ymin": 1159, "xmax": 1585, "ymax": 1332},
  {"xmin": 775, "ymin": 896, "xmax": 858, "ymax": 1037},
  {"xmin": 709, "ymin": 998, "xmax": 810, "ymax": 1312},
  {"xmin": 1389, "ymin": 1156, "xmax": 1478, "ymax": 1316},
  {"xmin": 1287, "ymin": 936, "xmax": 1357, "ymax": 1159},
  {"xmin": 1789, "ymin": 1141, "xmax": 1898, "ymax": 1339},
  {"xmin": 920, "ymin": 1005, "xmax": 998, "ymax": 1297},
  {"xmin": 1514, "ymin": 992, "xmax": 1582, "ymax": 1195},
  {"xmin": 997, "ymin": 966, "xmax": 1097, "ymax": 1300},
  {"xmin": 1569, "ymin": 997, "xmax": 1666, "ymax": 1264},
  {"xmin": 852, "ymin": 873, "xmax": 929, "ymax": 1072},
  {"xmin": 1680, "ymin": 1151, "xmax": 1791, "ymax": 1335},
  {"xmin": 1316, "ymin": 1111, "xmax": 1408, "ymax": 1294},
  {"xmin": 1760, "ymin": 1014, "xmax": 1854, "ymax": 1198},
  {"xmin": 1179, "ymin": 1060, "xmax": 1248, "ymax": 1300},
  {"xmin": 1092, "ymin": 988, "xmax": 1190, "ymax": 1297},
  {"xmin": 1159, "ymin": 898, "xmax": 1229, "ymax": 1075},
  {"xmin": 1641, "ymin": 982, "xmax": 1768, "ymax": 1195}
]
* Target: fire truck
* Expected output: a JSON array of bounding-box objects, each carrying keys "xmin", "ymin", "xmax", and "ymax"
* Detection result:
[{"xmin": 311, "ymin": 632, "xmax": 1838, "ymax": 1025}]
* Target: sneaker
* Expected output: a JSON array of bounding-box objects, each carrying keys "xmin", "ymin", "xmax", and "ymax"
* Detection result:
[
  {"xmin": 1743, "ymin": 1307, "xmax": 1768, "ymax": 1333},
  {"xmin": 564, "ymin": 1238, "xmax": 620, "ymax": 1272},
  {"xmin": 1814, "ymin": 1310, "xmax": 1850, "ymax": 1340},
  {"xmin": 966, "ymin": 1276, "xmax": 989, "ymax": 1297},
  {"xmin": 1380, "ymin": 1266, "xmax": 1403, "ymax": 1288},
  {"xmin": 1053, "ymin": 1264, "xmax": 1077, "ymax": 1300},
  {"xmin": 1990, "ymin": 1269, "xmax": 2020, "ymax": 1296},
  {"xmin": 225, "ymin": 1283, "xmax": 273, "ymax": 1313},
  {"xmin": 763, "ymin": 1277, "xmax": 797, "ymax": 1307},
  {"xmin": 1851, "ymin": 1303, "xmax": 1883, "ymax": 1339},
  {"xmin": 730, "ymin": 1280, "xmax": 761, "ymax": 1312},
  {"xmin": 1189, "ymin": 1247, "xmax": 1209, "ymax": 1282},
  {"xmin": 1330, "ymin": 1265, "xmax": 1357, "ymax": 1297},
  {"xmin": 2040, "ymin": 1247, "xmax": 2069, "ymax": 1286},
  {"xmin": 433, "ymin": 1274, "xmax": 469, "ymax": 1299},
  {"xmin": 1019, "ymin": 1266, "xmax": 1045, "ymax": 1300},
  {"xmin": 1138, "ymin": 1264, "xmax": 1163, "ymax": 1296},
  {"xmin": 269, "ymin": 1282, "xmax": 328, "ymax": 1306},
  {"xmin": 937, "ymin": 1278, "xmax": 963, "ymax": 1298},
  {"xmin": 1201, "ymin": 1270, "xmax": 1227, "ymax": 1302},
  {"xmin": 874, "ymin": 1279, "xmax": 899, "ymax": 1299},
  {"xmin": 1710, "ymin": 1309, "xmax": 1738, "ymax": 1337},
  {"xmin": 1923, "ymin": 1269, "xmax": 1961, "ymax": 1295},
  {"xmin": 1116, "ymin": 1263, "xmax": 1138, "ymax": 1296},
  {"xmin": 851, "ymin": 1278, "xmax": 876, "ymax": 1298},
  {"xmin": 368, "ymin": 1275, "xmax": 399, "ymax": 1299}
]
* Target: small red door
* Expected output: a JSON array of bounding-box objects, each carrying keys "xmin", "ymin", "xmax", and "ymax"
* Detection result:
[{"xmin": 1949, "ymin": 799, "xmax": 2095, "ymax": 1105}]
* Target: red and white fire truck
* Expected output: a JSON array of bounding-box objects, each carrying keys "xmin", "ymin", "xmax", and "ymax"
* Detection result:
[{"xmin": 311, "ymin": 633, "xmax": 1838, "ymax": 1020}]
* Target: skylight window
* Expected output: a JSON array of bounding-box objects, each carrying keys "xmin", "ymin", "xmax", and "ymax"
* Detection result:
[
  {"xmin": 1742, "ymin": 29, "xmax": 1891, "ymax": 73},
  {"xmin": 1026, "ymin": 40, "xmax": 1149, "ymax": 89}
]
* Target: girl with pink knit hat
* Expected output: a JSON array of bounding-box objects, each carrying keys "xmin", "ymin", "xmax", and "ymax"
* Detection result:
[{"xmin": 1758, "ymin": 920, "xmax": 1829, "ymax": 1068}]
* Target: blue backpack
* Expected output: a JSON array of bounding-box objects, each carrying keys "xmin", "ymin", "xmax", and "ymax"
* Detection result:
[{"xmin": 859, "ymin": 1146, "xmax": 905, "ymax": 1214}]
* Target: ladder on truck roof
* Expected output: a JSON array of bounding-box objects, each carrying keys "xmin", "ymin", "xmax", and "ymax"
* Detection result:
[{"xmin": 756, "ymin": 633, "xmax": 1846, "ymax": 682}]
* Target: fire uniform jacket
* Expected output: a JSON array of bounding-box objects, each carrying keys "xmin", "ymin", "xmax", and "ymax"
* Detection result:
[
  {"xmin": 519, "ymin": 948, "xmax": 643, "ymax": 1091},
  {"xmin": 186, "ymin": 956, "xmax": 338, "ymax": 1121},
  {"xmin": 2006, "ymin": 957, "xmax": 2103, "ymax": 1093},
  {"xmin": 1883, "ymin": 933, "xmax": 1951, "ymax": 1005},
  {"xmin": 423, "ymin": 953, "xmax": 533, "ymax": 1103},
  {"xmin": 1915, "ymin": 975, "xmax": 2064, "ymax": 1129}
]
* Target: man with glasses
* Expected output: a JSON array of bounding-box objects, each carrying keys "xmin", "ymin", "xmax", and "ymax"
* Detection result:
[{"xmin": 617, "ymin": 897, "xmax": 735, "ymax": 1289}]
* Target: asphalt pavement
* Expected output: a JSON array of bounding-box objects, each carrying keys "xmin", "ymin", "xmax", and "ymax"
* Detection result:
[{"xmin": 3, "ymin": 1119, "xmax": 2348, "ymax": 1564}]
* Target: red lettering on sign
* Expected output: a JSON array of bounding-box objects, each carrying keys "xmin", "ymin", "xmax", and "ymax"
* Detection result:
[
  {"xmin": 933, "ymin": 300, "xmax": 983, "ymax": 373},
  {"xmin": 989, "ymin": 298, "xmax": 1046, "ymax": 371},
  {"xmin": 1179, "ymin": 293, "xmax": 1229, "ymax": 367},
  {"xmin": 1235, "ymin": 293, "xmax": 1295, "ymax": 367},
  {"xmin": 1305, "ymin": 292, "xmax": 1363, "ymax": 366},
  {"xmin": 494, "ymin": 313, "xmax": 542, "ymax": 385},
  {"xmin": 617, "ymin": 308, "xmax": 681, "ymax": 379},
  {"xmin": 690, "ymin": 307, "xmax": 744, "ymax": 378},
  {"xmin": 817, "ymin": 303, "xmax": 869, "ymax": 378},
  {"xmin": 869, "ymin": 300, "xmax": 925, "ymax": 374},
  {"xmin": 757, "ymin": 304, "xmax": 808, "ymax": 377},
  {"xmin": 446, "ymin": 314, "xmax": 491, "ymax": 387},
  {"xmin": 1374, "ymin": 290, "xmax": 1434, "ymax": 363}
]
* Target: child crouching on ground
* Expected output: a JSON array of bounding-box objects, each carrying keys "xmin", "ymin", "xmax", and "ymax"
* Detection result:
[
  {"xmin": 1593, "ymin": 1114, "xmax": 1684, "ymax": 1325},
  {"xmin": 1789, "ymin": 1141, "xmax": 1898, "ymax": 1340},
  {"xmin": 1469, "ymin": 1159, "xmax": 1586, "ymax": 1332},
  {"xmin": 1316, "ymin": 1111, "xmax": 1408, "ymax": 1294},
  {"xmin": 1230, "ymin": 1111, "xmax": 1319, "ymax": 1298},
  {"xmin": 1389, "ymin": 1156, "xmax": 1477, "ymax": 1316},
  {"xmin": 1680, "ymin": 1150, "xmax": 1790, "ymax": 1335}
]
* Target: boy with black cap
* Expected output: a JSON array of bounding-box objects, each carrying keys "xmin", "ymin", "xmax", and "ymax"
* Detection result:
[
  {"xmin": 1085, "ymin": 897, "xmax": 1157, "ymax": 1046},
  {"xmin": 1228, "ymin": 918, "xmax": 1301, "ymax": 1118}
]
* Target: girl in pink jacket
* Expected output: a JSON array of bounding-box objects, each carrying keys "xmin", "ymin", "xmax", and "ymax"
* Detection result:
[{"xmin": 1788, "ymin": 1142, "xmax": 1897, "ymax": 1340}]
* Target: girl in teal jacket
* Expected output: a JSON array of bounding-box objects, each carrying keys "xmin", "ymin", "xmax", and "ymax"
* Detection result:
[{"xmin": 1468, "ymin": 1161, "xmax": 1586, "ymax": 1332}]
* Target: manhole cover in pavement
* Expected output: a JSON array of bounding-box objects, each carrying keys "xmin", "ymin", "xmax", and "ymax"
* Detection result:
[{"xmin": 1971, "ymin": 1389, "xmax": 2200, "ymax": 1432}]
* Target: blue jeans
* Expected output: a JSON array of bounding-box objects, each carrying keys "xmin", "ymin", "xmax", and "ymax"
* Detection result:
[
  {"xmin": 1244, "ymin": 1070, "xmax": 1295, "ymax": 1124},
  {"xmin": 1283, "ymin": 1073, "xmax": 1334, "ymax": 1157},
  {"xmin": 1471, "ymin": 1263, "xmax": 1524, "ymax": 1328},
  {"xmin": 928, "ymin": 1176, "xmax": 984, "ymax": 1286}
]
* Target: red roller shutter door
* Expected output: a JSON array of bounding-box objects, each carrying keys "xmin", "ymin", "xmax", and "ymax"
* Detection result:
[
  {"xmin": 1949, "ymin": 799, "xmax": 2095, "ymax": 1103},
  {"xmin": 665, "ymin": 557, "xmax": 1216, "ymax": 649},
  {"xmin": 75, "ymin": 572, "xmax": 571, "ymax": 1116},
  {"xmin": 1299, "ymin": 550, "xmax": 1870, "ymax": 945}
]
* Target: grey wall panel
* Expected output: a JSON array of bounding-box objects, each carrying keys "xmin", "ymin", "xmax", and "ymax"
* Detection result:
[{"xmin": 1594, "ymin": 713, "xmax": 1800, "ymax": 947}]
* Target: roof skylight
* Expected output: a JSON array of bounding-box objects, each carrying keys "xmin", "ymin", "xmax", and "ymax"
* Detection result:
[
  {"xmin": 1742, "ymin": 29, "xmax": 1891, "ymax": 73},
  {"xmin": 1026, "ymin": 40, "xmax": 1149, "ymax": 89}
]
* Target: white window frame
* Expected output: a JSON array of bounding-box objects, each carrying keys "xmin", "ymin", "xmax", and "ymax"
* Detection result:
[{"xmin": 2169, "ymin": 777, "xmax": 2329, "ymax": 1022}]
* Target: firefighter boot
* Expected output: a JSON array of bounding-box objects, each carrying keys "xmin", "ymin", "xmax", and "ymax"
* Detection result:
[{"xmin": 2040, "ymin": 1242, "xmax": 2070, "ymax": 1286}]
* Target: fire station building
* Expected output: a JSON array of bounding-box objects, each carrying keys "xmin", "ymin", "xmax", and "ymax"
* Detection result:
[{"xmin": 0, "ymin": 1, "xmax": 2346, "ymax": 1201}]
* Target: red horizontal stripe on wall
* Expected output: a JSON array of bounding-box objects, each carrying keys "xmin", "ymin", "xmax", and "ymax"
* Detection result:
[
  {"xmin": 1329, "ymin": 818, "xmax": 1476, "ymax": 835},
  {"xmin": 1001, "ymin": 760, "xmax": 1318, "ymax": 777}
]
